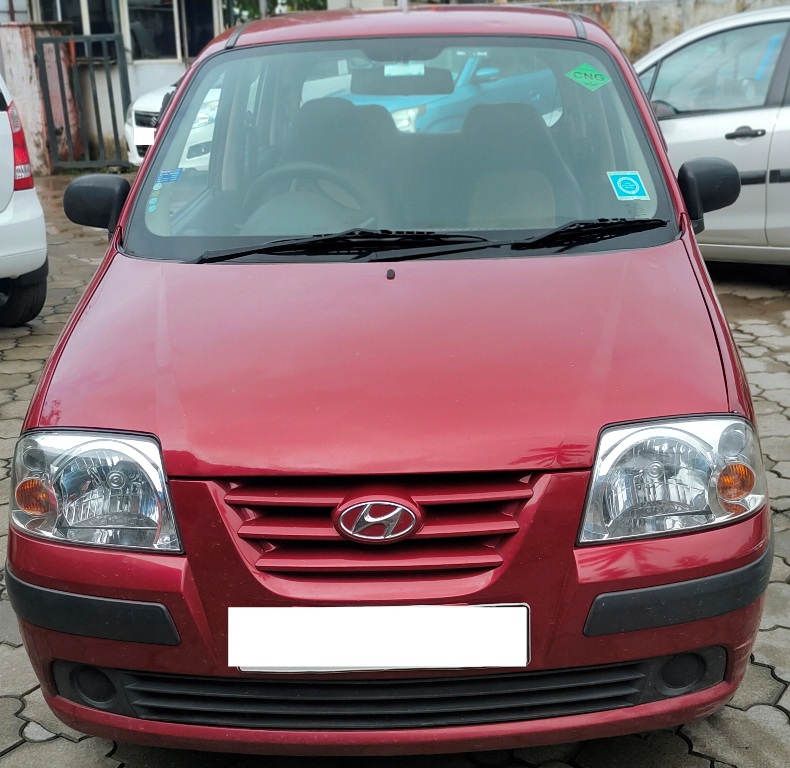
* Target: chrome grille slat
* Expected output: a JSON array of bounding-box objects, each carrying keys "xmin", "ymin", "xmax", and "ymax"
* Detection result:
[{"xmin": 227, "ymin": 473, "xmax": 529, "ymax": 576}]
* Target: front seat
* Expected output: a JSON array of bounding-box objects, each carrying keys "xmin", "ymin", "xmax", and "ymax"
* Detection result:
[{"xmin": 462, "ymin": 103, "xmax": 582, "ymax": 230}]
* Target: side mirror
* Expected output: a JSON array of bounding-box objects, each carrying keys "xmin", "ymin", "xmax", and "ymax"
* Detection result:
[
  {"xmin": 677, "ymin": 157, "xmax": 740, "ymax": 235},
  {"xmin": 63, "ymin": 174, "xmax": 131, "ymax": 233},
  {"xmin": 472, "ymin": 67, "xmax": 500, "ymax": 84},
  {"xmin": 158, "ymin": 89, "xmax": 175, "ymax": 124}
]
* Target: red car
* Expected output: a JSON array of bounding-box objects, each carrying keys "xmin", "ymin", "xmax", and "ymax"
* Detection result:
[{"xmin": 6, "ymin": 6, "xmax": 770, "ymax": 756}]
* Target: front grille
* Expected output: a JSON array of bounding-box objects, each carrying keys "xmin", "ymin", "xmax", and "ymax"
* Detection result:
[
  {"xmin": 134, "ymin": 110, "xmax": 158, "ymax": 128},
  {"xmin": 107, "ymin": 662, "xmax": 653, "ymax": 730},
  {"xmin": 225, "ymin": 473, "xmax": 532, "ymax": 576},
  {"xmin": 136, "ymin": 145, "xmax": 149, "ymax": 158},
  {"xmin": 53, "ymin": 650, "xmax": 728, "ymax": 731}
]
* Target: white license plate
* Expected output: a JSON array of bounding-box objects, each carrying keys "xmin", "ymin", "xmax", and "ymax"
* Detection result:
[{"xmin": 229, "ymin": 604, "xmax": 530, "ymax": 672}]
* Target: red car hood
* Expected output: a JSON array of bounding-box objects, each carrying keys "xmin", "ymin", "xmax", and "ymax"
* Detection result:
[{"xmin": 37, "ymin": 242, "xmax": 726, "ymax": 476}]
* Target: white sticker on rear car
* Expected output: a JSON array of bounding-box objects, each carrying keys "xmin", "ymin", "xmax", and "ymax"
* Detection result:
[{"xmin": 607, "ymin": 171, "xmax": 650, "ymax": 201}]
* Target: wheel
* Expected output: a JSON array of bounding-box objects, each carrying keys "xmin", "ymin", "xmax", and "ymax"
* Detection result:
[
  {"xmin": 243, "ymin": 161, "xmax": 391, "ymax": 230},
  {"xmin": 0, "ymin": 276, "xmax": 47, "ymax": 326}
]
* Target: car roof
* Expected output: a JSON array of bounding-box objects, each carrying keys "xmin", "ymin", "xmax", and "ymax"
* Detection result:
[
  {"xmin": 635, "ymin": 4, "xmax": 790, "ymax": 69},
  {"xmin": 197, "ymin": 7, "xmax": 617, "ymax": 60}
]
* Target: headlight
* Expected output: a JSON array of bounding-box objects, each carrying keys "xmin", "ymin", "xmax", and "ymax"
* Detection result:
[
  {"xmin": 391, "ymin": 105, "xmax": 426, "ymax": 133},
  {"xmin": 581, "ymin": 417, "xmax": 766, "ymax": 543},
  {"xmin": 193, "ymin": 100, "xmax": 219, "ymax": 128},
  {"xmin": 10, "ymin": 432, "xmax": 181, "ymax": 552}
]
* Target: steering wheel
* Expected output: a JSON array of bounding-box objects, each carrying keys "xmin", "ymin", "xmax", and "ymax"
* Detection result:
[{"xmin": 243, "ymin": 161, "xmax": 390, "ymax": 229}]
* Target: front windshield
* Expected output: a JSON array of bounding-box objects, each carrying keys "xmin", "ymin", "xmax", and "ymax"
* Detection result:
[{"xmin": 126, "ymin": 35, "xmax": 675, "ymax": 261}]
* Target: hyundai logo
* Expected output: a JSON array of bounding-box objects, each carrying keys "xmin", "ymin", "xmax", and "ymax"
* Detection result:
[{"xmin": 334, "ymin": 500, "xmax": 422, "ymax": 543}]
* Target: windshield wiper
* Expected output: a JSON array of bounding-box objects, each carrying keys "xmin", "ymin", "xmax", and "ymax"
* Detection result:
[
  {"xmin": 192, "ymin": 229, "xmax": 490, "ymax": 264},
  {"xmin": 192, "ymin": 219, "xmax": 669, "ymax": 264},
  {"xmin": 356, "ymin": 218, "xmax": 670, "ymax": 262},
  {"xmin": 509, "ymin": 217, "xmax": 669, "ymax": 251}
]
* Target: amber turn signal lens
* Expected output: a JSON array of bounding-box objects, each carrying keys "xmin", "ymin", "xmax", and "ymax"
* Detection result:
[
  {"xmin": 717, "ymin": 463, "xmax": 755, "ymax": 502},
  {"xmin": 15, "ymin": 478, "xmax": 51, "ymax": 515}
]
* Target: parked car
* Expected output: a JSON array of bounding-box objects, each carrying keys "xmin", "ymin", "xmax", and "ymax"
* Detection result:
[
  {"xmin": 317, "ymin": 52, "xmax": 562, "ymax": 132},
  {"xmin": 124, "ymin": 84, "xmax": 173, "ymax": 166},
  {"xmin": 0, "ymin": 75, "xmax": 48, "ymax": 326},
  {"xmin": 125, "ymin": 83, "xmax": 219, "ymax": 170},
  {"xmin": 7, "ymin": 7, "xmax": 770, "ymax": 756},
  {"xmin": 636, "ymin": 5, "xmax": 790, "ymax": 264}
]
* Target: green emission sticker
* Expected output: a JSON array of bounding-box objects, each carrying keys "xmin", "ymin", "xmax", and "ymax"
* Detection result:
[{"xmin": 566, "ymin": 63, "xmax": 612, "ymax": 92}]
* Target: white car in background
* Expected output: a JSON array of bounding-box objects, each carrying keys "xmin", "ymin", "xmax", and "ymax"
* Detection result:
[
  {"xmin": 635, "ymin": 5, "xmax": 790, "ymax": 264},
  {"xmin": 124, "ymin": 84, "xmax": 174, "ymax": 166},
  {"xmin": 125, "ymin": 84, "xmax": 219, "ymax": 170},
  {"xmin": 0, "ymin": 74, "xmax": 47, "ymax": 326}
]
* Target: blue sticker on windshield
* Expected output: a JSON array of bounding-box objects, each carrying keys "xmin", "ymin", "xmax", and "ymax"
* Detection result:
[
  {"xmin": 157, "ymin": 168, "xmax": 182, "ymax": 183},
  {"xmin": 607, "ymin": 172, "xmax": 650, "ymax": 201}
]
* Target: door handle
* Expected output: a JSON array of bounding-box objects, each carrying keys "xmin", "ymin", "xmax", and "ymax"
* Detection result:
[{"xmin": 725, "ymin": 126, "xmax": 767, "ymax": 140}]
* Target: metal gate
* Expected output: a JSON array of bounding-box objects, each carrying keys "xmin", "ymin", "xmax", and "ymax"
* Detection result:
[{"xmin": 35, "ymin": 34, "xmax": 132, "ymax": 170}]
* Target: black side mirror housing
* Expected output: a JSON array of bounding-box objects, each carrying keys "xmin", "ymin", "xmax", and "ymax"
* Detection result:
[
  {"xmin": 677, "ymin": 157, "xmax": 740, "ymax": 235},
  {"xmin": 63, "ymin": 174, "xmax": 131, "ymax": 233}
]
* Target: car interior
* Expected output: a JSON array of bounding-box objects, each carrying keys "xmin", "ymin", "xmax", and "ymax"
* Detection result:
[{"xmin": 136, "ymin": 39, "xmax": 666, "ymax": 256}]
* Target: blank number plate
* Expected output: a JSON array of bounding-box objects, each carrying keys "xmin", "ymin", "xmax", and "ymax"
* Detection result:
[{"xmin": 229, "ymin": 604, "xmax": 530, "ymax": 672}]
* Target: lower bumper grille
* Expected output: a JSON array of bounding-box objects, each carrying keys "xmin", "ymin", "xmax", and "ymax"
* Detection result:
[{"xmin": 53, "ymin": 648, "xmax": 726, "ymax": 731}]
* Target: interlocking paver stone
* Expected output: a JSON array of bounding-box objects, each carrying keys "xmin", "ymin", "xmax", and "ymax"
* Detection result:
[
  {"xmin": 773, "ymin": 529, "xmax": 790, "ymax": 560},
  {"xmin": 728, "ymin": 663, "xmax": 785, "ymax": 710},
  {"xmin": 20, "ymin": 688, "xmax": 88, "ymax": 742},
  {"xmin": 0, "ymin": 696, "xmax": 24, "ymax": 754},
  {"xmin": 22, "ymin": 721, "xmax": 57, "ymax": 743},
  {"xmin": 0, "ymin": 645, "xmax": 39, "ymax": 697},
  {"xmin": 0, "ymin": 599, "xmax": 22, "ymax": 646},
  {"xmin": 752, "ymin": 412, "xmax": 790, "ymax": 437},
  {"xmin": 761, "ymin": 583, "xmax": 790, "ymax": 630},
  {"xmin": 766, "ymin": 473, "xmax": 790, "ymax": 504},
  {"xmin": 770, "ymin": 556, "xmax": 790, "ymax": 583},
  {"xmin": 683, "ymin": 706, "xmax": 790, "ymax": 768},
  {"xmin": 0, "ymin": 736, "xmax": 119, "ymax": 767},
  {"xmin": 753, "ymin": 627, "xmax": 790, "ymax": 682}
]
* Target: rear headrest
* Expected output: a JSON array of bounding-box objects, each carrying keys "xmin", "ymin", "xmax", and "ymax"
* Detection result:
[
  {"xmin": 284, "ymin": 99, "xmax": 398, "ymax": 166},
  {"xmin": 284, "ymin": 98, "xmax": 358, "ymax": 163},
  {"xmin": 462, "ymin": 103, "xmax": 549, "ymax": 141}
]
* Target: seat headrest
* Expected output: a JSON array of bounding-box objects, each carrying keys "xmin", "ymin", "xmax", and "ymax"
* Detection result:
[{"xmin": 462, "ymin": 103, "xmax": 549, "ymax": 141}]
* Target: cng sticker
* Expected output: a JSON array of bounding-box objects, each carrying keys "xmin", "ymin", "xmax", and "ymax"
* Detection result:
[
  {"xmin": 565, "ymin": 63, "xmax": 611, "ymax": 91},
  {"xmin": 607, "ymin": 172, "xmax": 650, "ymax": 201}
]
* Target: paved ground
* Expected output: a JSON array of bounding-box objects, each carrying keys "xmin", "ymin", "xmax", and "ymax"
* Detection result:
[{"xmin": 1, "ymin": 175, "xmax": 790, "ymax": 767}]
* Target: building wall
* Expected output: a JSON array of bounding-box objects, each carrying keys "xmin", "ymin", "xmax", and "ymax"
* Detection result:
[
  {"xmin": 533, "ymin": 0, "xmax": 787, "ymax": 62},
  {"xmin": 0, "ymin": 23, "xmax": 75, "ymax": 174}
]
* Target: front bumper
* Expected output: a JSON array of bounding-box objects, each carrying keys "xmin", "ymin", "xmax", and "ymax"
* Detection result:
[{"xmin": 6, "ymin": 469, "xmax": 772, "ymax": 754}]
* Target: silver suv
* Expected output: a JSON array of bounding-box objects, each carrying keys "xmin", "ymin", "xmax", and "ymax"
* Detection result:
[{"xmin": 0, "ymin": 74, "xmax": 47, "ymax": 325}]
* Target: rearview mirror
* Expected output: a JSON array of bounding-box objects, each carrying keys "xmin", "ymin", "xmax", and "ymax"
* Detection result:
[
  {"xmin": 63, "ymin": 174, "xmax": 131, "ymax": 234},
  {"xmin": 677, "ymin": 157, "xmax": 740, "ymax": 235}
]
